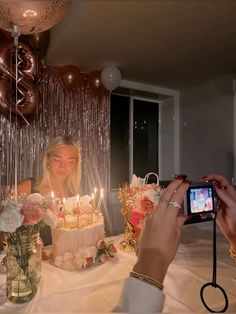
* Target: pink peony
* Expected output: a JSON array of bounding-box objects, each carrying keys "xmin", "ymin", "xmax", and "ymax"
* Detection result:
[{"xmin": 20, "ymin": 200, "xmax": 45, "ymax": 225}]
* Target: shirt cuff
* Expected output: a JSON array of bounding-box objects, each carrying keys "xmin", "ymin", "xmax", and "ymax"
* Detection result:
[{"xmin": 113, "ymin": 277, "xmax": 165, "ymax": 313}]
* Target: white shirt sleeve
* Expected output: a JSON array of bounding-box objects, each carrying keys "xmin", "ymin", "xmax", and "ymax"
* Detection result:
[{"xmin": 113, "ymin": 277, "xmax": 165, "ymax": 313}]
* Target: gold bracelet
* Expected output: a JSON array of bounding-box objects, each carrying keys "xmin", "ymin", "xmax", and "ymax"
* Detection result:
[
  {"xmin": 229, "ymin": 247, "xmax": 236, "ymax": 262},
  {"xmin": 129, "ymin": 270, "xmax": 164, "ymax": 291}
]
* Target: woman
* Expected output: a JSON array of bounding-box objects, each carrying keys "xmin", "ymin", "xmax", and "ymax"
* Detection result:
[
  {"xmin": 18, "ymin": 135, "xmax": 82, "ymax": 198},
  {"xmin": 18, "ymin": 135, "xmax": 82, "ymax": 244}
]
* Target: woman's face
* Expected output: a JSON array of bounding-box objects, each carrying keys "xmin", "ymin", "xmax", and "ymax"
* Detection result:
[{"xmin": 48, "ymin": 145, "xmax": 78, "ymax": 181}]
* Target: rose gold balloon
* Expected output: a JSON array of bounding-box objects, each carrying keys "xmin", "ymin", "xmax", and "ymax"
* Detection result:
[
  {"xmin": 0, "ymin": 39, "xmax": 41, "ymax": 117},
  {"xmin": 0, "ymin": 1, "xmax": 71, "ymax": 35},
  {"xmin": 0, "ymin": 74, "xmax": 39, "ymax": 115},
  {"xmin": 88, "ymin": 71, "xmax": 107, "ymax": 96},
  {"xmin": 17, "ymin": 42, "xmax": 41, "ymax": 80},
  {"xmin": 60, "ymin": 65, "xmax": 81, "ymax": 91},
  {"xmin": 0, "ymin": 76, "xmax": 10, "ymax": 115}
]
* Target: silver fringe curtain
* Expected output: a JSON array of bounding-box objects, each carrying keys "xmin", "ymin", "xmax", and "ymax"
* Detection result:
[{"xmin": 0, "ymin": 69, "xmax": 110, "ymax": 199}]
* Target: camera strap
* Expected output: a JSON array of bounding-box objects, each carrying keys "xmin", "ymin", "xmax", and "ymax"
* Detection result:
[{"xmin": 200, "ymin": 214, "xmax": 228, "ymax": 312}]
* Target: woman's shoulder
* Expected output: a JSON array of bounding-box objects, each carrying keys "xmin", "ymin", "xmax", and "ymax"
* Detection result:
[
  {"xmin": 18, "ymin": 177, "xmax": 41, "ymax": 195},
  {"xmin": 18, "ymin": 178, "xmax": 32, "ymax": 195}
]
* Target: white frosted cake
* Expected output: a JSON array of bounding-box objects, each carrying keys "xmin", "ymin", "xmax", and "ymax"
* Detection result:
[
  {"xmin": 51, "ymin": 216, "xmax": 104, "ymax": 257},
  {"xmin": 51, "ymin": 195, "xmax": 106, "ymax": 271}
]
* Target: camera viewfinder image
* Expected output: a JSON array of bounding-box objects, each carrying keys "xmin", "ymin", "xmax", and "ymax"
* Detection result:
[{"xmin": 189, "ymin": 187, "xmax": 214, "ymax": 214}]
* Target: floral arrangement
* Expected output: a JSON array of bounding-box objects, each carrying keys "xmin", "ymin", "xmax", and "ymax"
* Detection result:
[
  {"xmin": 53, "ymin": 239, "xmax": 117, "ymax": 271},
  {"xmin": 0, "ymin": 193, "xmax": 58, "ymax": 303},
  {"xmin": 0, "ymin": 193, "xmax": 57, "ymax": 234},
  {"xmin": 119, "ymin": 173, "xmax": 163, "ymax": 250}
]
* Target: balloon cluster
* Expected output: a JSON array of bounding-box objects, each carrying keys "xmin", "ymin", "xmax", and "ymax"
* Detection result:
[
  {"xmin": 54, "ymin": 66, "xmax": 122, "ymax": 94},
  {"xmin": 0, "ymin": 0, "xmax": 71, "ymax": 124},
  {"xmin": 0, "ymin": 0, "xmax": 123, "ymax": 124}
]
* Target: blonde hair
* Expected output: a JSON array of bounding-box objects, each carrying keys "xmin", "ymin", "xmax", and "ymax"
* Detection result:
[{"xmin": 36, "ymin": 135, "xmax": 82, "ymax": 195}]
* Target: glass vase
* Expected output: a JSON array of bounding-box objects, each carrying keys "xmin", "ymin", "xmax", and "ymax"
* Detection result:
[{"xmin": 5, "ymin": 227, "xmax": 41, "ymax": 303}]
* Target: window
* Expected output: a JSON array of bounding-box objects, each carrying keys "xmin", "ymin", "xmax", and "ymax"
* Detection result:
[{"xmin": 110, "ymin": 94, "xmax": 159, "ymax": 188}]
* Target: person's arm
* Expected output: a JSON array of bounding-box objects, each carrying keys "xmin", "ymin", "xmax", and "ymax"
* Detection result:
[{"xmin": 113, "ymin": 179, "xmax": 189, "ymax": 313}]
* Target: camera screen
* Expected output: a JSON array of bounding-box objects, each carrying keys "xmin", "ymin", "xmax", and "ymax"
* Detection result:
[{"xmin": 187, "ymin": 185, "xmax": 214, "ymax": 215}]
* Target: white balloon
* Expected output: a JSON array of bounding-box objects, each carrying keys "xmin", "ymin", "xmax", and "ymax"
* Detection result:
[{"xmin": 101, "ymin": 66, "xmax": 122, "ymax": 91}]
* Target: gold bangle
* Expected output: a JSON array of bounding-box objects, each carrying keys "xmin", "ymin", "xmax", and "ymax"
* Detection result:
[
  {"xmin": 229, "ymin": 247, "xmax": 236, "ymax": 262},
  {"xmin": 129, "ymin": 270, "xmax": 164, "ymax": 291}
]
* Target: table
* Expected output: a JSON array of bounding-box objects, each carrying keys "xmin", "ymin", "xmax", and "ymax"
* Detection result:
[{"xmin": 1, "ymin": 222, "xmax": 236, "ymax": 313}]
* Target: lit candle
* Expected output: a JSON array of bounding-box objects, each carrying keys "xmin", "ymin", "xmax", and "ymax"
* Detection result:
[
  {"xmin": 63, "ymin": 197, "xmax": 66, "ymax": 214},
  {"xmin": 94, "ymin": 187, "xmax": 97, "ymax": 206},
  {"xmin": 51, "ymin": 191, "xmax": 55, "ymax": 200},
  {"xmin": 97, "ymin": 188, "xmax": 104, "ymax": 211}
]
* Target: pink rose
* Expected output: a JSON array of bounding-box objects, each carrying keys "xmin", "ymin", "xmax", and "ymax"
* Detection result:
[
  {"xmin": 57, "ymin": 211, "xmax": 65, "ymax": 218},
  {"xmin": 108, "ymin": 243, "xmax": 117, "ymax": 254},
  {"xmin": 20, "ymin": 200, "xmax": 44, "ymax": 225},
  {"xmin": 86, "ymin": 257, "xmax": 94, "ymax": 267},
  {"xmin": 96, "ymin": 239, "xmax": 106, "ymax": 249},
  {"xmin": 138, "ymin": 197, "xmax": 154, "ymax": 214}
]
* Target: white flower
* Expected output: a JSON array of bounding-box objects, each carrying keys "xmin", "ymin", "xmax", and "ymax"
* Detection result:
[
  {"xmin": 26, "ymin": 193, "xmax": 43, "ymax": 204},
  {"xmin": 142, "ymin": 189, "xmax": 160, "ymax": 205},
  {"xmin": 64, "ymin": 196, "xmax": 77, "ymax": 214},
  {"xmin": 43, "ymin": 209, "xmax": 58, "ymax": 229},
  {"xmin": 0, "ymin": 200, "xmax": 23, "ymax": 232},
  {"xmin": 79, "ymin": 195, "xmax": 92, "ymax": 207},
  {"xmin": 1, "ymin": 200, "xmax": 22, "ymax": 212},
  {"xmin": 130, "ymin": 174, "xmax": 145, "ymax": 188}
]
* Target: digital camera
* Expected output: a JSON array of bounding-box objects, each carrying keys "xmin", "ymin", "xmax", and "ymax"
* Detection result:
[{"xmin": 183, "ymin": 182, "xmax": 216, "ymax": 224}]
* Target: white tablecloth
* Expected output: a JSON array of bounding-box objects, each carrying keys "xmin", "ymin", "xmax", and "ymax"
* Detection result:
[{"xmin": 1, "ymin": 223, "xmax": 236, "ymax": 313}]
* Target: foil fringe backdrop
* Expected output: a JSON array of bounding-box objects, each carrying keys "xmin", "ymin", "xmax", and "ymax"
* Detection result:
[{"xmin": 0, "ymin": 68, "xmax": 110, "ymax": 201}]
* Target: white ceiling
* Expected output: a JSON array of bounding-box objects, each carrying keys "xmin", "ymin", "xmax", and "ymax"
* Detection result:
[{"xmin": 45, "ymin": 0, "xmax": 236, "ymax": 90}]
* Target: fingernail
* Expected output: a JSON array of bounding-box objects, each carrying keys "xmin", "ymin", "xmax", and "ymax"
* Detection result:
[
  {"xmin": 174, "ymin": 174, "xmax": 187, "ymax": 180},
  {"xmin": 184, "ymin": 179, "xmax": 191, "ymax": 184},
  {"xmin": 215, "ymin": 182, "xmax": 223, "ymax": 189}
]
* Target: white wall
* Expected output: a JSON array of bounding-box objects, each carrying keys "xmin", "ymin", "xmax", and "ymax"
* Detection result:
[{"xmin": 180, "ymin": 74, "xmax": 235, "ymax": 182}]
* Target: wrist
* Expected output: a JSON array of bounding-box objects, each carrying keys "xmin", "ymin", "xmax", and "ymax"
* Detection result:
[{"xmin": 133, "ymin": 253, "xmax": 168, "ymax": 283}]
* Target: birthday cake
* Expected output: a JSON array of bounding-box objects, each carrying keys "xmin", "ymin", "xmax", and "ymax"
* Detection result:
[{"xmin": 51, "ymin": 194, "xmax": 106, "ymax": 271}]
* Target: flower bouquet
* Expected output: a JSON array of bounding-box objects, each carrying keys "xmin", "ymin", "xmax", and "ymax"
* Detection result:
[
  {"xmin": 0, "ymin": 193, "xmax": 57, "ymax": 303},
  {"xmin": 119, "ymin": 173, "xmax": 163, "ymax": 252}
]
